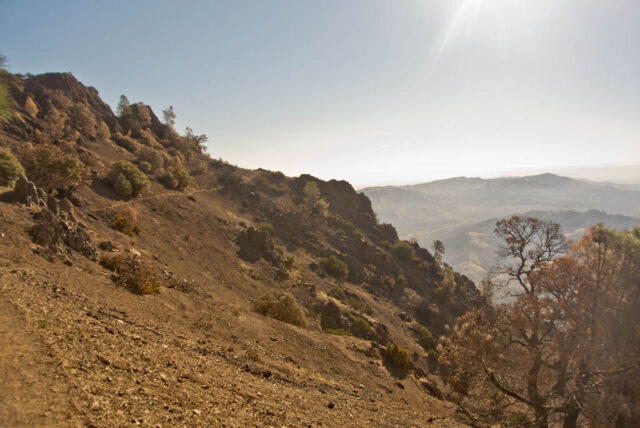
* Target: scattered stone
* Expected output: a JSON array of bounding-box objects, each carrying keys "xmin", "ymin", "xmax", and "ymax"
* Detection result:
[{"xmin": 327, "ymin": 402, "xmax": 335, "ymax": 409}]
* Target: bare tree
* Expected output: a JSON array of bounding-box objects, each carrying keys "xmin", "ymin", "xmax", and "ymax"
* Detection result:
[
  {"xmin": 439, "ymin": 219, "xmax": 640, "ymax": 427},
  {"xmin": 494, "ymin": 216, "xmax": 568, "ymax": 295}
]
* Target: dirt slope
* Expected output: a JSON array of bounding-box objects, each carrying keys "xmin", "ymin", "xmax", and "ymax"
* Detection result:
[{"xmin": 0, "ymin": 71, "xmax": 478, "ymax": 426}]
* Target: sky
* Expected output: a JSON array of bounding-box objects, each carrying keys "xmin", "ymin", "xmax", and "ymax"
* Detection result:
[{"xmin": 1, "ymin": 0, "xmax": 639, "ymax": 187}]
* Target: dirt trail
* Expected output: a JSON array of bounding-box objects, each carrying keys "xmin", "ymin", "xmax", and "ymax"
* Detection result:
[{"xmin": 0, "ymin": 294, "xmax": 81, "ymax": 427}]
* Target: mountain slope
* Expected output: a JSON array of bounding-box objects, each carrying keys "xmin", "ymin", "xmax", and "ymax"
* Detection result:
[{"xmin": 0, "ymin": 71, "xmax": 476, "ymax": 426}]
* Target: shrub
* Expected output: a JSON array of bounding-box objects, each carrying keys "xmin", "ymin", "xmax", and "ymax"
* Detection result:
[
  {"xmin": 109, "ymin": 161, "xmax": 149, "ymax": 198},
  {"xmin": 349, "ymin": 313, "xmax": 373, "ymax": 338},
  {"xmin": 160, "ymin": 166, "xmax": 193, "ymax": 191},
  {"xmin": 96, "ymin": 121, "xmax": 110, "ymax": 139},
  {"xmin": 138, "ymin": 161, "xmax": 152, "ymax": 173},
  {"xmin": 395, "ymin": 274, "xmax": 407, "ymax": 288},
  {"xmin": 110, "ymin": 207, "xmax": 140, "ymax": 236},
  {"xmin": 189, "ymin": 159, "xmax": 208, "ymax": 176},
  {"xmin": 100, "ymin": 254, "xmax": 162, "ymax": 295},
  {"xmin": 258, "ymin": 223, "xmax": 275, "ymax": 237},
  {"xmin": 414, "ymin": 323, "xmax": 435, "ymax": 351},
  {"xmin": 136, "ymin": 146, "xmax": 164, "ymax": 172},
  {"xmin": 24, "ymin": 96, "xmax": 38, "ymax": 118},
  {"xmin": 385, "ymin": 342, "xmax": 411, "ymax": 369},
  {"xmin": 325, "ymin": 328, "xmax": 353, "ymax": 336},
  {"xmin": 284, "ymin": 254, "xmax": 295, "ymax": 270},
  {"xmin": 391, "ymin": 241, "xmax": 415, "ymax": 261},
  {"xmin": 427, "ymin": 349, "xmax": 439, "ymax": 361},
  {"xmin": 67, "ymin": 103, "xmax": 96, "ymax": 138},
  {"xmin": 0, "ymin": 148, "xmax": 25, "ymax": 188},
  {"xmin": 138, "ymin": 128, "xmax": 159, "ymax": 147},
  {"xmin": 321, "ymin": 255, "xmax": 349, "ymax": 280},
  {"xmin": 253, "ymin": 292, "xmax": 307, "ymax": 327},
  {"xmin": 21, "ymin": 144, "xmax": 91, "ymax": 195},
  {"xmin": 345, "ymin": 295, "xmax": 369, "ymax": 313},
  {"xmin": 112, "ymin": 132, "xmax": 137, "ymax": 152}
]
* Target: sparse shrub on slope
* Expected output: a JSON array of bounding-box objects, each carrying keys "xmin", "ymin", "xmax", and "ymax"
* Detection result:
[
  {"xmin": 21, "ymin": 144, "xmax": 91, "ymax": 195},
  {"xmin": 100, "ymin": 254, "xmax": 162, "ymax": 295},
  {"xmin": 253, "ymin": 292, "xmax": 307, "ymax": 327},
  {"xmin": 137, "ymin": 128, "xmax": 160, "ymax": 148},
  {"xmin": 385, "ymin": 342, "xmax": 411, "ymax": 369},
  {"xmin": 112, "ymin": 132, "xmax": 137, "ymax": 152},
  {"xmin": 96, "ymin": 121, "xmax": 110, "ymax": 139},
  {"xmin": 138, "ymin": 161, "xmax": 152, "ymax": 173},
  {"xmin": 258, "ymin": 223, "xmax": 276, "ymax": 237},
  {"xmin": 109, "ymin": 161, "xmax": 149, "ymax": 198},
  {"xmin": 0, "ymin": 148, "xmax": 25, "ymax": 188},
  {"xmin": 413, "ymin": 323, "xmax": 435, "ymax": 351},
  {"xmin": 67, "ymin": 103, "xmax": 96, "ymax": 138},
  {"xmin": 136, "ymin": 146, "xmax": 164, "ymax": 172},
  {"xmin": 321, "ymin": 255, "xmax": 349, "ymax": 280},
  {"xmin": 110, "ymin": 207, "xmax": 140, "ymax": 236},
  {"xmin": 391, "ymin": 241, "xmax": 415, "ymax": 261},
  {"xmin": 159, "ymin": 166, "xmax": 193, "ymax": 191},
  {"xmin": 348, "ymin": 313, "xmax": 373, "ymax": 338}
]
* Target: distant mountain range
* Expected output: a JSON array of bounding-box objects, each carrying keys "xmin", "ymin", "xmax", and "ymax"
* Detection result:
[{"xmin": 361, "ymin": 173, "xmax": 640, "ymax": 283}]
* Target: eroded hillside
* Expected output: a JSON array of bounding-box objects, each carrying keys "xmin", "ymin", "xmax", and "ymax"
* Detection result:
[{"xmin": 0, "ymin": 71, "xmax": 479, "ymax": 426}]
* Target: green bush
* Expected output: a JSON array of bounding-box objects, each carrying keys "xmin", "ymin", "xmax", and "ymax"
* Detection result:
[
  {"xmin": 414, "ymin": 323, "xmax": 435, "ymax": 351},
  {"xmin": 110, "ymin": 161, "xmax": 149, "ymax": 198},
  {"xmin": 0, "ymin": 148, "xmax": 25, "ymax": 188},
  {"xmin": 21, "ymin": 144, "xmax": 91, "ymax": 194},
  {"xmin": 321, "ymin": 255, "xmax": 349, "ymax": 280},
  {"xmin": 138, "ymin": 161, "xmax": 152, "ymax": 173},
  {"xmin": 160, "ymin": 166, "xmax": 193, "ymax": 191},
  {"xmin": 385, "ymin": 342, "xmax": 411, "ymax": 369},
  {"xmin": 112, "ymin": 132, "xmax": 137, "ymax": 152},
  {"xmin": 345, "ymin": 295, "xmax": 369, "ymax": 313},
  {"xmin": 67, "ymin": 103, "xmax": 96, "ymax": 138},
  {"xmin": 348, "ymin": 313, "xmax": 373, "ymax": 338},
  {"xmin": 427, "ymin": 349, "xmax": 439, "ymax": 361},
  {"xmin": 258, "ymin": 222, "xmax": 276, "ymax": 236},
  {"xmin": 391, "ymin": 241, "xmax": 415, "ymax": 261},
  {"xmin": 253, "ymin": 292, "xmax": 308, "ymax": 327}
]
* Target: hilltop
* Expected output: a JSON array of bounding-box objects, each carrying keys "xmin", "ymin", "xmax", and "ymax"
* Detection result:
[{"xmin": 0, "ymin": 71, "xmax": 479, "ymax": 426}]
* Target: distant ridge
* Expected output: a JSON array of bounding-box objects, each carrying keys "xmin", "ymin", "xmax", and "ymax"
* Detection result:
[{"xmin": 362, "ymin": 173, "xmax": 640, "ymax": 282}]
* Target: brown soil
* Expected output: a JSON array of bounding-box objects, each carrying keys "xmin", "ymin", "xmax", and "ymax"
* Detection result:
[{"xmin": 0, "ymin": 187, "xmax": 464, "ymax": 427}]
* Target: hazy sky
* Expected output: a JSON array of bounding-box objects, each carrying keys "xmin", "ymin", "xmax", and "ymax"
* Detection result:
[{"xmin": 2, "ymin": 0, "xmax": 639, "ymax": 186}]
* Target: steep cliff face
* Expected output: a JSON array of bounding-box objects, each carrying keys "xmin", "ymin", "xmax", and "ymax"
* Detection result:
[{"xmin": 0, "ymin": 71, "xmax": 478, "ymax": 426}]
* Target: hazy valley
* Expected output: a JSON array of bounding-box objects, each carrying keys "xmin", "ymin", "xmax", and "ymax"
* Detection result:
[{"xmin": 362, "ymin": 174, "xmax": 640, "ymax": 282}]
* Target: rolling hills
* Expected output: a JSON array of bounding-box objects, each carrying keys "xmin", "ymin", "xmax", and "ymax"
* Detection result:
[{"xmin": 362, "ymin": 175, "xmax": 640, "ymax": 282}]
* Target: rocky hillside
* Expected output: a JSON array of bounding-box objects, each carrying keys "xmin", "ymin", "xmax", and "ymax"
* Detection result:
[{"xmin": 0, "ymin": 71, "xmax": 479, "ymax": 426}]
